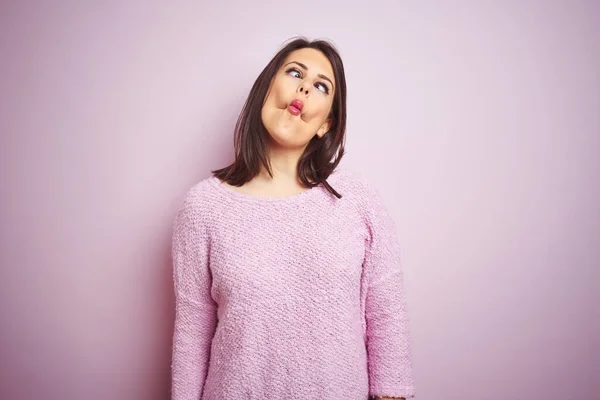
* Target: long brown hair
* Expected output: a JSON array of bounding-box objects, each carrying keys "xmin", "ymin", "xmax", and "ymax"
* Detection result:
[{"xmin": 212, "ymin": 36, "xmax": 347, "ymax": 199}]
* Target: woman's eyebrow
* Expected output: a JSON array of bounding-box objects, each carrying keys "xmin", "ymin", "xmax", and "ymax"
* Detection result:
[{"xmin": 284, "ymin": 61, "xmax": 335, "ymax": 89}]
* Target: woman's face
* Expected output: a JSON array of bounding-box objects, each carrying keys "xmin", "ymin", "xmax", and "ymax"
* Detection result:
[{"xmin": 261, "ymin": 48, "xmax": 335, "ymax": 149}]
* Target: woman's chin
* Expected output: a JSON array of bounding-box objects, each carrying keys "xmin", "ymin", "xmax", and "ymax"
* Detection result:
[{"xmin": 267, "ymin": 129, "xmax": 307, "ymax": 149}]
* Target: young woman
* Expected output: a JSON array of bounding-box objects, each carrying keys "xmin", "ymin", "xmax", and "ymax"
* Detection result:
[{"xmin": 171, "ymin": 36, "xmax": 415, "ymax": 400}]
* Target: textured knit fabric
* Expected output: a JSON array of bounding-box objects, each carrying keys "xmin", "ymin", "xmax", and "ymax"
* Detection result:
[{"xmin": 171, "ymin": 168, "xmax": 415, "ymax": 400}]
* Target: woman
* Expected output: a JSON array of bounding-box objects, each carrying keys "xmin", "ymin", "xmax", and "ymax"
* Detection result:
[{"xmin": 171, "ymin": 36, "xmax": 415, "ymax": 400}]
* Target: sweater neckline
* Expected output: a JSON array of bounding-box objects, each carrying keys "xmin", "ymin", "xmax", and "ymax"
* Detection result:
[{"xmin": 208, "ymin": 175, "xmax": 322, "ymax": 203}]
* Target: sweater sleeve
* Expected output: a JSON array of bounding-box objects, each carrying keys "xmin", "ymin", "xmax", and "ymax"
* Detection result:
[
  {"xmin": 362, "ymin": 184, "xmax": 415, "ymax": 399},
  {"xmin": 171, "ymin": 192, "xmax": 218, "ymax": 400}
]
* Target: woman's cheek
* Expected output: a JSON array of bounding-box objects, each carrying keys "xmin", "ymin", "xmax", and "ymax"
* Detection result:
[
  {"xmin": 314, "ymin": 103, "xmax": 331, "ymax": 120},
  {"xmin": 273, "ymin": 85, "xmax": 287, "ymax": 108}
]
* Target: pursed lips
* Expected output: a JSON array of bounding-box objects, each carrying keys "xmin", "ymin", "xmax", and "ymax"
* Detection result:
[{"xmin": 287, "ymin": 99, "xmax": 304, "ymax": 116}]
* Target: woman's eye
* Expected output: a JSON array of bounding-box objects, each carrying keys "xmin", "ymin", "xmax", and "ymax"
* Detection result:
[
  {"xmin": 316, "ymin": 82, "xmax": 330, "ymax": 94},
  {"xmin": 286, "ymin": 68, "xmax": 301, "ymax": 78}
]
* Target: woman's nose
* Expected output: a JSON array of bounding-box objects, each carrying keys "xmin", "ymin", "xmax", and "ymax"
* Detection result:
[{"xmin": 298, "ymin": 85, "xmax": 309, "ymax": 95}]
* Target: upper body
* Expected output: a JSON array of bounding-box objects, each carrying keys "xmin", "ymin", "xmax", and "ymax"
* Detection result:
[
  {"xmin": 171, "ymin": 36, "xmax": 415, "ymax": 399},
  {"xmin": 171, "ymin": 167, "xmax": 415, "ymax": 399}
]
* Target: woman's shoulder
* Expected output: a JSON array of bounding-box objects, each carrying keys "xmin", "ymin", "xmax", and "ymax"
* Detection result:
[
  {"xmin": 327, "ymin": 166, "xmax": 382, "ymax": 200},
  {"xmin": 174, "ymin": 175, "xmax": 220, "ymax": 221},
  {"xmin": 181, "ymin": 175, "xmax": 217, "ymax": 201}
]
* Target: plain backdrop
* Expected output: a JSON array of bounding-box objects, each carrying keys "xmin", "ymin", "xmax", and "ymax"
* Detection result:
[{"xmin": 1, "ymin": 1, "xmax": 598, "ymax": 399}]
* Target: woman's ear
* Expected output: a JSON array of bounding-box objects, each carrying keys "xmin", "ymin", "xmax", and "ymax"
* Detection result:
[{"xmin": 316, "ymin": 118, "xmax": 332, "ymax": 138}]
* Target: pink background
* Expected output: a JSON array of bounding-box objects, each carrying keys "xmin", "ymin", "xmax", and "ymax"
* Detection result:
[{"xmin": 1, "ymin": 1, "xmax": 598, "ymax": 399}]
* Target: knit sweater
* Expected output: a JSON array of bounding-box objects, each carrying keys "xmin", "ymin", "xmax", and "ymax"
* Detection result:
[{"xmin": 170, "ymin": 168, "xmax": 415, "ymax": 400}]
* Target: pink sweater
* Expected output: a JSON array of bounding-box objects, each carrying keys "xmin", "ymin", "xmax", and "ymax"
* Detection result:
[{"xmin": 170, "ymin": 168, "xmax": 415, "ymax": 399}]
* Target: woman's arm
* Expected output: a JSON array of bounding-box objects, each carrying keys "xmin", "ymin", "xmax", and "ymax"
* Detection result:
[
  {"xmin": 171, "ymin": 192, "xmax": 218, "ymax": 400},
  {"xmin": 362, "ymin": 183, "xmax": 415, "ymax": 399}
]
